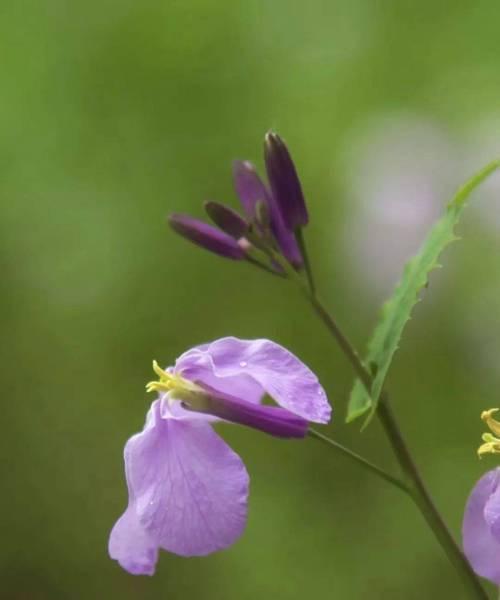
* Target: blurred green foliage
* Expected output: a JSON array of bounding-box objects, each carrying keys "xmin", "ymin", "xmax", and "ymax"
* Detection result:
[{"xmin": 2, "ymin": 0, "xmax": 500, "ymax": 598}]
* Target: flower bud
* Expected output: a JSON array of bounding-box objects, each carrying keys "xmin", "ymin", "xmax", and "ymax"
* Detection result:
[
  {"xmin": 168, "ymin": 214, "xmax": 245, "ymax": 260},
  {"xmin": 232, "ymin": 160, "xmax": 268, "ymax": 219},
  {"xmin": 204, "ymin": 201, "xmax": 248, "ymax": 239},
  {"xmin": 264, "ymin": 131, "xmax": 308, "ymax": 230}
]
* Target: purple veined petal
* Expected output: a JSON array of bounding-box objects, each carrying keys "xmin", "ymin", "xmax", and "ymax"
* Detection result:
[
  {"xmin": 175, "ymin": 348, "xmax": 265, "ymax": 405},
  {"xmin": 264, "ymin": 131, "xmax": 309, "ymax": 230},
  {"xmin": 483, "ymin": 476, "xmax": 500, "ymax": 540},
  {"xmin": 108, "ymin": 505, "xmax": 158, "ymax": 575},
  {"xmin": 462, "ymin": 467, "xmax": 500, "ymax": 585},
  {"xmin": 175, "ymin": 337, "xmax": 331, "ymax": 424},
  {"xmin": 109, "ymin": 400, "xmax": 249, "ymax": 568},
  {"xmin": 168, "ymin": 214, "xmax": 245, "ymax": 260}
]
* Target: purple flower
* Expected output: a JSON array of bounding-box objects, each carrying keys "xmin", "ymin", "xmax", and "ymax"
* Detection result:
[
  {"xmin": 109, "ymin": 337, "xmax": 331, "ymax": 575},
  {"xmin": 168, "ymin": 133, "xmax": 305, "ymax": 269}
]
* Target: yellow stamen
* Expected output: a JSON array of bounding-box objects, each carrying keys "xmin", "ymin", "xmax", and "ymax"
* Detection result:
[
  {"xmin": 478, "ymin": 433, "xmax": 500, "ymax": 458},
  {"xmin": 481, "ymin": 408, "xmax": 500, "ymax": 437},
  {"xmin": 145, "ymin": 360, "xmax": 200, "ymax": 396}
]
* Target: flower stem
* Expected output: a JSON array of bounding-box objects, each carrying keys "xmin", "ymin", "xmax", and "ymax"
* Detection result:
[
  {"xmin": 304, "ymin": 290, "xmax": 488, "ymax": 599},
  {"xmin": 376, "ymin": 398, "xmax": 488, "ymax": 599},
  {"xmin": 309, "ymin": 427, "xmax": 409, "ymax": 494},
  {"xmin": 262, "ymin": 234, "xmax": 488, "ymax": 598},
  {"xmin": 295, "ymin": 228, "xmax": 316, "ymax": 295}
]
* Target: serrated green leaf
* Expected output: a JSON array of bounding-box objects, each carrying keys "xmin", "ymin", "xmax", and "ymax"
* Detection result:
[{"xmin": 346, "ymin": 159, "xmax": 500, "ymax": 427}]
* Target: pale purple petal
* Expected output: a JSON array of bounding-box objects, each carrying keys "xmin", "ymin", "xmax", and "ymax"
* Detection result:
[
  {"xmin": 462, "ymin": 468, "xmax": 500, "ymax": 584},
  {"xmin": 175, "ymin": 347, "xmax": 265, "ymax": 405},
  {"xmin": 109, "ymin": 399, "xmax": 249, "ymax": 569},
  {"xmin": 484, "ymin": 477, "xmax": 500, "ymax": 541},
  {"xmin": 108, "ymin": 506, "xmax": 158, "ymax": 575},
  {"xmin": 175, "ymin": 337, "xmax": 331, "ymax": 423}
]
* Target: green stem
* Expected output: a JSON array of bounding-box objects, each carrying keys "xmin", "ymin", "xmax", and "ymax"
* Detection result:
[
  {"xmin": 309, "ymin": 427, "xmax": 409, "ymax": 494},
  {"xmin": 376, "ymin": 399, "xmax": 488, "ymax": 599},
  {"xmin": 304, "ymin": 291, "xmax": 488, "ymax": 600},
  {"xmin": 264, "ymin": 232, "xmax": 488, "ymax": 598},
  {"xmin": 244, "ymin": 254, "xmax": 286, "ymax": 277},
  {"xmin": 295, "ymin": 228, "xmax": 316, "ymax": 295}
]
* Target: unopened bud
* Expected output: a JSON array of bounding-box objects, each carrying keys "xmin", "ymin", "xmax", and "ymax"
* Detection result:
[
  {"xmin": 169, "ymin": 214, "xmax": 245, "ymax": 260},
  {"xmin": 204, "ymin": 201, "xmax": 249, "ymax": 239},
  {"xmin": 264, "ymin": 131, "xmax": 308, "ymax": 230}
]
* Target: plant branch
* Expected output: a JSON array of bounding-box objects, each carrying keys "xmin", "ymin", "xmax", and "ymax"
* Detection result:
[
  {"xmin": 289, "ymin": 233, "xmax": 489, "ymax": 600},
  {"xmin": 309, "ymin": 427, "xmax": 409, "ymax": 494}
]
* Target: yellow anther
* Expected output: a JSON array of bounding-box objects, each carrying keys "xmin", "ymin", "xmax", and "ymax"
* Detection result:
[
  {"xmin": 478, "ymin": 433, "xmax": 500, "ymax": 458},
  {"xmin": 145, "ymin": 360, "xmax": 201, "ymax": 397},
  {"xmin": 146, "ymin": 360, "xmax": 178, "ymax": 394},
  {"xmin": 152, "ymin": 360, "xmax": 169, "ymax": 380},
  {"xmin": 481, "ymin": 408, "xmax": 500, "ymax": 437}
]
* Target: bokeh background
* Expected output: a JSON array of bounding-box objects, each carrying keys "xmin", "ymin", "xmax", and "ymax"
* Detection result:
[{"xmin": 2, "ymin": 1, "xmax": 500, "ymax": 598}]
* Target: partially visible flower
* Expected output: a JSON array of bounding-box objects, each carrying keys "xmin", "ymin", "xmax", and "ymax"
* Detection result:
[
  {"xmin": 109, "ymin": 337, "xmax": 330, "ymax": 575},
  {"xmin": 168, "ymin": 133, "xmax": 307, "ymax": 270},
  {"xmin": 463, "ymin": 409, "xmax": 500, "ymax": 584},
  {"xmin": 463, "ymin": 468, "xmax": 500, "ymax": 585}
]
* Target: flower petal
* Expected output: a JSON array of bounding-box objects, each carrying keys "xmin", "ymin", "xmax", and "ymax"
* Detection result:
[
  {"xmin": 111, "ymin": 400, "xmax": 249, "ymax": 564},
  {"xmin": 108, "ymin": 506, "xmax": 158, "ymax": 575},
  {"xmin": 484, "ymin": 476, "xmax": 500, "ymax": 541},
  {"xmin": 462, "ymin": 467, "xmax": 500, "ymax": 584},
  {"xmin": 175, "ymin": 348, "xmax": 265, "ymax": 405},
  {"xmin": 176, "ymin": 337, "xmax": 331, "ymax": 423}
]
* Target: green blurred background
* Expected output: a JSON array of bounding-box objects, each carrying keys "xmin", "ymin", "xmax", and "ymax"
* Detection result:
[{"xmin": 2, "ymin": 1, "xmax": 500, "ymax": 598}]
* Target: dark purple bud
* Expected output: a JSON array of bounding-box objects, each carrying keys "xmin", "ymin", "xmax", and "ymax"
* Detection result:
[
  {"xmin": 264, "ymin": 131, "xmax": 308, "ymax": 230},
  {"xmin": 204, "ymin": 201, "xmax": 248, "ymax": 239},
  {"xmin": 232, "ymin": 160, "xmax": 268, "ymax": 219},
  {"xmin": 168, "ymin": 214, "xmax": 245, "ymax": 260},
  {"xmin": 184, "ymin": 382, "xmax": 308, "ymax": 438},
  {"xmin": 233, "ymin": 159, "xmax": 303, "ymax": 268}
]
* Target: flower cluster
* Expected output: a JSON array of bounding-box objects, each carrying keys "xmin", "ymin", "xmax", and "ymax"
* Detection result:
[
  {"xmin": 108, "ymin": 133, "xmax": 322, "ymax": 577},
  {"xmin": 109, "ymin": 337, "xmax": 330, "ymax": 575},
  {"xmin": 169, "ymin": 132, "xmax": 308, "ymax": 272}
]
